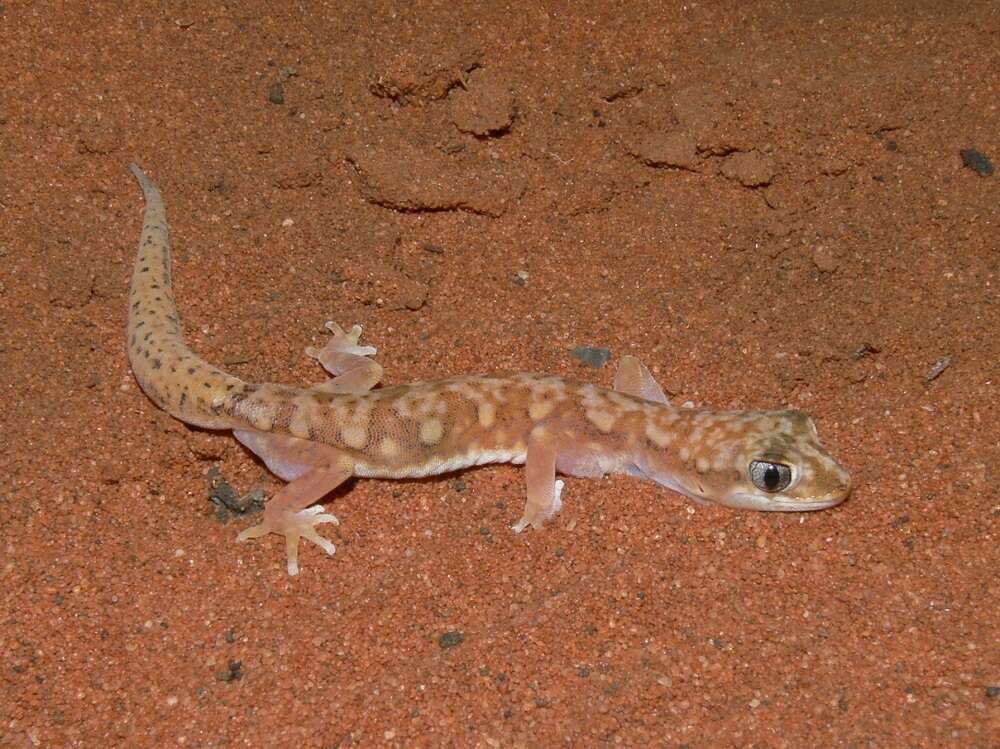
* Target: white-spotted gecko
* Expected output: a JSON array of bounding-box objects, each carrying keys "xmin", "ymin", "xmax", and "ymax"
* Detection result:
[{"xmin": 127, "ymin": 164, "xmax": 852, "ymax": 575}]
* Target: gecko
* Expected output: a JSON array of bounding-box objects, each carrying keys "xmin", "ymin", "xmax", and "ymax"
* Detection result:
[{"xmin": 126, "ymin": 164, "xmax": 852, "ymax": 575}]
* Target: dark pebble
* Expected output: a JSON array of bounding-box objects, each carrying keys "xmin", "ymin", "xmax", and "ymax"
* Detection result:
[
  {"xmin": 216, "ymin": 659, "xmax": 243, "ymax": 682},
  {"xmin": 960, "ymin": 148, "xmax": 994, "ymax": 176},
  {"xmin": 570, "ymin": 346, "xmax": 612, "ymax": 368},
  {"xmin": 439, "ymin": 631, "xmax": 465, "ymax": 649}
]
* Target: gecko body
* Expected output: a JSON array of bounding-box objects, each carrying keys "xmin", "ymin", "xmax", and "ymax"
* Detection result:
[{"xmin": 127, "ymin": 165, "xmax": 852, "ymax": 575}]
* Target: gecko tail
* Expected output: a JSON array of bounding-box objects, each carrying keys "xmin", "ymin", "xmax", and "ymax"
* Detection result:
[{"xmin": 127, "ymin": 164, "xmax": 247, "ymax": 429}]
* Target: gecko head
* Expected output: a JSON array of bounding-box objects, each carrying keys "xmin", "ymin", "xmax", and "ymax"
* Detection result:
[
  {"xmin": 709, "ymin": 410, "xmax": 852, "ymax": 512},
  {"xmin": 636, "ymin": 408, "xmax": 852, "ymax": 512}
]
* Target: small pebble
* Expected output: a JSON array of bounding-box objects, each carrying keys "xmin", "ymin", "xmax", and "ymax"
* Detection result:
[
  {"xmin": 439, "ymin": 631, "xmax": 465, "ymax": 649},
  {"xmin": 570, "ymin": 346, "xmax": 612, "ymax": 368},
  {"xmin": 925, "ymin": 355, "xmax": 952, "ymax": 383},
  {"xmin": 959, "ymin": 148, "xmax": 994, "ymax": 176},
  {"xmin": 851, "ymin": 343, "xmax": 880, "ymax": 360},
  {"xmin": 216, "ymin": 659, "xmax": 243, "ymax": 682},
  {"xmin": 812, "ymin": 245, "xmax": 839, "ymax": 273}
]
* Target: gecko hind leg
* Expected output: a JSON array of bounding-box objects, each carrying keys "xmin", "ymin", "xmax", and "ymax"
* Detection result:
[
  {"xmin": 234, "ymin": 430, "xmax": 355, "ymax": 575},
  {"xmin": 305, "ymin": 321, "xmax": 383, "ymax": 394}
]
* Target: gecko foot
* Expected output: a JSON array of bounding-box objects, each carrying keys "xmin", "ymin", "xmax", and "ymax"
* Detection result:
[
  {"xmin": 237, "ymin": 505, "xmax": 340, "ymax": 576},
  {"xmin": 305, "ymin": 321, "xmax": 383, "ymax": 392},
  {"xmin": 305, "ymin": 322, "xmax": 377, "ymax": 362},
  {"xmin": 512, "ymin": 480, "xmax": 565, "ymax": 534}
]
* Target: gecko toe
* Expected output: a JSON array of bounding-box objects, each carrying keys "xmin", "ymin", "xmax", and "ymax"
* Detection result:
[
  {"xmin": 285, "ymin": 532, "xmax": 302, "ymax": 576},
  {"xmin": 553, "ymin": 480, "xmax": 565, "ymax": 512},
  {"xmin": 301, "ymin": 525, "xmax": 337, "ymax": 556},
  {"xmin": 298, "ymin": 505, "xmax": 339, "ymax": 522}
]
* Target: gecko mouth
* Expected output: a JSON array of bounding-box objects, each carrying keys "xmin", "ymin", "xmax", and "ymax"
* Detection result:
[{"xmin": 724, "ymin": 492, "xmax": 848, "ymax": 512}]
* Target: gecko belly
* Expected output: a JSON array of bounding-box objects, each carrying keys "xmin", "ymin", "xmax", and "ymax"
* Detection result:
[{"xmin": 353, "ymin": 449, "xmax": 528, "ymax": 479}]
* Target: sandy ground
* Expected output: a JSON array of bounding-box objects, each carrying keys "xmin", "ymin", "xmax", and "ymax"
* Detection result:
[{"xmin": 1, "ymin": 2, "xmax": 997, "ymax": 746}]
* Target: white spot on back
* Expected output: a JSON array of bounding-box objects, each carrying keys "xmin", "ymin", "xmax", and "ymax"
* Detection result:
[
  {"xmin": 341, "ymin": 423, "xmax": 367, "ymax": 449},
  {"xmin": 529, "ymin": 399, "xmax": 555, "ymax": 421},
  {"xmin": 586, "ymin": 408, "xmax": 616, "ymax": 433},
  {"xmin": 478, "ymin": 401, "xmax": 496, "ymax": 429},
  {"xmin": 379, "ymin": 437, "xmax": 399, "ymax": 458},
  {"xmin": 644, "ymin": 420, "xmax": 673, "ymax": 447},
  {"xmin": 419, "ymin": 417, "xmax": 444, "ymax": 445}
]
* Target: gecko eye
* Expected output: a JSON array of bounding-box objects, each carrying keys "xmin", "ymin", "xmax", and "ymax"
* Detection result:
[{"xmin": 749, "ymin": 460, "xmax": 792, "ymax": 493}]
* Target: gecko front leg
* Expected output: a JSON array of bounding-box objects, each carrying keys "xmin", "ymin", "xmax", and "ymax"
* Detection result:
[{"xmin": 512, "ymin": 431, "xmax": 565, "ymax": 533}]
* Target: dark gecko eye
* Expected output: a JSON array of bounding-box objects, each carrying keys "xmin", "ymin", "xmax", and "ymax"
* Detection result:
[{"xmin": 749, "ymin": 460, "xmax": 792, "ymax": 492}]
